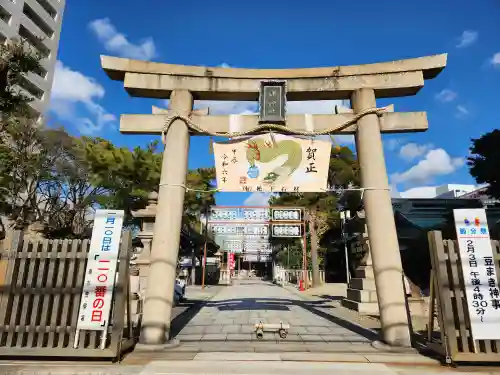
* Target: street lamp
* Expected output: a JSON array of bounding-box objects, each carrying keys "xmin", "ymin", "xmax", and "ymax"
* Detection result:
[{"xmin": 340, "ymin": 210, "xmax": 351, "ymax": 284}]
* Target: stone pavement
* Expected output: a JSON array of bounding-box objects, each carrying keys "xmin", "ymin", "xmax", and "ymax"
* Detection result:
[
  {"xmin": 166, "ymin": 279, "xmax": 389, "ymax": 353},
  {"xmin": 3, "ymin": 359, "xmax": 500, "ymax": 375}
]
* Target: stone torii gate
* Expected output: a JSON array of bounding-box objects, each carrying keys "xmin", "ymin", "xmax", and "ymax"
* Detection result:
[{"xmin": 100, "ymin": 54, "xmax": 447, "ymax": 348}]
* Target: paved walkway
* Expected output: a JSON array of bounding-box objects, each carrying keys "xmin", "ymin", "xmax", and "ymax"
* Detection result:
[{"xmin": 168, "ymin": 279, "xmax": 383, "ymax": 353}]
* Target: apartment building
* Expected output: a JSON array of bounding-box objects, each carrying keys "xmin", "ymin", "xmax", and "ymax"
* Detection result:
[{"xmin": 0, "ymin": 0, "xmax": 65, "ymax": 117}]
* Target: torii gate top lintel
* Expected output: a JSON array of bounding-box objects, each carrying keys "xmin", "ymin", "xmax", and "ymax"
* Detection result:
[{"xmin": 100, "ymin": 54, "xmax": 447, "ymax": 101}]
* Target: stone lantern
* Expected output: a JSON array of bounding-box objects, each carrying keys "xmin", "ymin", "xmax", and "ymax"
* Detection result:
[{"xmin": 131, "ymin": 191, "xmax": 158, "ymax": 298}]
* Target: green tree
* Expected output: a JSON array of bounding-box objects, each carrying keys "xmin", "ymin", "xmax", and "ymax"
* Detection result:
[
  {"xmin": 79, "ymin": 137, "xmax": 162, "ymax": 227},
  {"xmin": 80, "ymin": 137, "xmax": 217, "ymax": 230},
  {"xmin": 270, "ymin": 146, "xmax": 359, "ymax": 287},
  {"xmin": 0, "ymin": 39, "xmax": 44, "ymax": 123},
  {"xmin": 468, "ymin": 129, "xmax": 500, "ymax": 199}
]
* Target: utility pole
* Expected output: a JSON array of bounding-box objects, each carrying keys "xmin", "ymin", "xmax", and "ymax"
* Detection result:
[{"xmin": 201, "ymin": 204, "xmax": 209, "ymax": 289}]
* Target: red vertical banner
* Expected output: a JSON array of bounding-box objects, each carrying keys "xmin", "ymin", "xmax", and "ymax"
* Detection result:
[{"xmin": 229, "ymin": 252, "xmax": 235, "ymax": 270}]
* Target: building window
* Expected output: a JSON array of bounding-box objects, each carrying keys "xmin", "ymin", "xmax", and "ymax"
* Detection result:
[
  {"xmin": 18, "ymin": 25, "xmax": 50, "ymax": 58},
  {"xmin": 35, "ymin": 0, "xmax": 57, "ymax": 19},
  {"xmin": 33, "ymin": 65, "xmax": 47, "ymax": 79},
  {"xmin": 19, "ymin": 75, "xmax": 44, "ymax": 100},
  {"xmin": 23, "ymin": 3, "xmax": 54, "ymax": 39},
  {"xmin": 0, "ymin": 5, "xmax": 12, "ymax": 24}
]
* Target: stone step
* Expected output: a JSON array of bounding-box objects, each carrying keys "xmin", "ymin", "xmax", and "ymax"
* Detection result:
[
  {"xmin": 341, "ymin": 298, "xmax": 380, "ymax": 315},
  {"xmin": 141, "ymin": 360, "xmax": 406, "ymax": 374},
  {"xmin": 346, "ymin": 288, "xmax": 378, "ymax": 303},
  {"xmin": 349, "ymin": 278, "xmax": 376, "ymax": 291},
  {"xmin": 355, "ymin": 267, "xmax": 374, "ymax": 279},
  {"xmin": 1, "ymin": 360, "xmax": 441, "ymax": 375}
]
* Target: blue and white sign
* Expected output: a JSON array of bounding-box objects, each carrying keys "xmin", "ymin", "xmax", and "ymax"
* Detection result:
[
  {"xmin": 76, "ymin": 209, "xmax": 125, "ymax": 331},
  {"xmin": 453, "ymin": 208, "xmax": 500, "ymax": 341}
]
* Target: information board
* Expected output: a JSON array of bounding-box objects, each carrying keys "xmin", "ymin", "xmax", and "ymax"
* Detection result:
[
  {"xmin": 271, "ymin": 208, "xmax": 302, "ymax": 221},
  {"xmin": 453, "ymin": 208, "xmax": 500, "ymax": 341},
  {"xmin": 244, "ymin": 254, "xmax": 271, "ymax": 262},
  {"xmin": 209, "ymin": 207, "xmax": 270, "ymax": 222},
  {"xmin": 223, "ymin": 239, "xmax": 243, "ymax": 253},
  {"xmin": 271, "ymin": 223, "xmax": 302, "ymax": 238},
  {"xmin": 76, "ymin": 210, "xmax": 124, "ymax": 331},
  {"xmin": 211, "ymin": 223, "xmax": 269, "ymax": 236}
]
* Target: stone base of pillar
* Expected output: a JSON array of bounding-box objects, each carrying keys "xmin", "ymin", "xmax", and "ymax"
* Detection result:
[
  {"xmin": 341, "ymin": 264, "xmax": 380, "ymax": 315},
  {"xmin": 135, "ymin": 338, "xmax": 181, "ymax": 351}
]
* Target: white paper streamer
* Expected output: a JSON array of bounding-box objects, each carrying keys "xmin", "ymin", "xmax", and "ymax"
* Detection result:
[{"xmin": 304, "ymin": 114, "xmax": 315, "ymax": 133}]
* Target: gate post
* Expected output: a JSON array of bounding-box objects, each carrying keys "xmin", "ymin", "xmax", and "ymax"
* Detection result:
[
  {"xmin": 140, "ymin": 90, "xmax": 193, "ymax": 345},
  {"xmin": 351, "ymin": 88, "xmax": 411, "ymax": 347}
]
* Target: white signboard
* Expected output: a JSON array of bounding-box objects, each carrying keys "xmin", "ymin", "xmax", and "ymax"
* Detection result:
[
  {"xmin": 244, "ymin": 248, "xmax": 272, "ymax": 255},
  {"xmin": 453, "ymin": 208, "xmax": 500, "ymax": 341},
  {"xmin": 272, "ymin": 223, "xmax": 302, "ymax": 238},
  {"xmin": 208, "ymin": 207, "xmax": 270, "ymax": 222},
  {"xmin": 243, "ymin": 254, "xmax": 271, "ymax": 262},
  {"xmin": 243, "ymin": 242, "xmax": 271, "ymax": 252},
  {"xmin": 223, "ymin": 239, "xmax": 243, "ymax": 253},
  {"xmin": 272, "ymin": 208, "xmax": 302, "ymax": 221},
  {"xmin": 76, "ymin": 210, "xmax": 125, "ymax": 331},
  {"xmin": 211, "ymin": 223, "xmax": 269, "ymax": 236}
]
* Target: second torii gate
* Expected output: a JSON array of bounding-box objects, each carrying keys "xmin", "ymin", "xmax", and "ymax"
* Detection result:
[{"xmin": 100, "ymin": 53, "xmax": 447, "ymax": 348}]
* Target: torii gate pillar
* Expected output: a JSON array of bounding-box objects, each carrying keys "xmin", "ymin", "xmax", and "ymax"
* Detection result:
[
  {"xmin": 140, "ymin": 90, "xmax": 193, "ymax": 345},
  {"xmin": 352, "ymin": 88, "xmax": 411, "ymax": 347}
]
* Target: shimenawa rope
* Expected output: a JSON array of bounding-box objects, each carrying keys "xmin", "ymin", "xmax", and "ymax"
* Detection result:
[
  {"xmin": 160, "ymin": 106, "xmax": 389, "ymax": 145},
  {"xmin": 159, "ymin": 106, "xmax": 389, "ymax": 194}
]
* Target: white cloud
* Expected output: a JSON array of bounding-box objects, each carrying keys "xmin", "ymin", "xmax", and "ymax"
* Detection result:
[
  {"xmin": 455, "ymin": 105, "xmax": 470, "ymax": 118},
  {"xmin": 89, "ymin": 18, "xmax": 156, "ymax": 60},
  {"xmin": 456, "ymin": 30, "xmax": 478, "ymax": 48},
  {"xmin": 390, "ymin": 148, "xmax": 465, "ymax": 185},
  {"xmin": 399, "ymin": 142, "xmax": 433, "ymax": 161},
  {"xmin": 489, "ymin": 52, "xmax": 500, "ymax": 67},
  {"xmin": 384, "ymin": 138, "xmax": 404, "ymax": 151},
  {"xmin": 243, "ymin": 193, "xmax": 274, "ymax": 206},
  {"xmin": 435, "ymin": 89, "xmax": 457, "ymax": 103},
  {"xmin": 49, "ymin": 61, "xmax": 116, "ymax": 134},
  {"xmin": 195, "ymin": 100, "xmax": 257, "ymax": 115}
]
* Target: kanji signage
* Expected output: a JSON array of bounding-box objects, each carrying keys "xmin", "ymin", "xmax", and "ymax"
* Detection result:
[
  {"xmin": 209, "ymin": 207, "xmax": 270, "ymax": 222},
  {"xmin": 244, "ymin": 254, "xmax": 271, "ymax": 262},
  {"xmin": 76, "ymin": 209, "xmax": 124, "ymax": 331},
  {"xmin": 453, "ymin": 208, "xmax": 500, "ymax": 340},
  {"xmin": 213, "ymin": 134, "xmax": 331, "ymax": 193},
  {"xmin": 271, "ymin": 208, "xmax": 302, "ymax": 221},
  {"xmin": 211, "ymin": 223, "xmax": 269, "ymax": 236},
  {"xmin": 272, "ymin": 223, "xmax": 302, "ymax": 238},
  {"xmin": 223, "ymin": 239, "xmax": 243, "ymax": 253},
  {"xmin": 243, "ymin": 241, "xmax": 271, "ymax": 252},
  {"xmin": 259, "ymin": 80, "xmax": 286, "ymax": 123}
]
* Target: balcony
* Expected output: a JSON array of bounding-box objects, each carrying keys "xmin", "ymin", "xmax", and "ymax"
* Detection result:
[
  {"xmin": 23, "ymin": 2, "xmax": 54, "ymax": 39},
  {"xmin": 18, "ymin": 24, "xmax": 51, "ymax": 58}
]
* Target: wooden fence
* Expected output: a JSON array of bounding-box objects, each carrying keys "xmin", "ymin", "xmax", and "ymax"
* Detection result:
[
  {"xmin": 0, "ymin": 230, "xmax": 136, "ymax": 360},
  {"xmin": 426, "ymin": 230, "xmax": 500, "ymax": 364}
]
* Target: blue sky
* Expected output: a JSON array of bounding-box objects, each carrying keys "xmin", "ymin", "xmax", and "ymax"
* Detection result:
[{"xmin": 49, "ymin": 0, "xmax": 500, "ymax": 207}]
